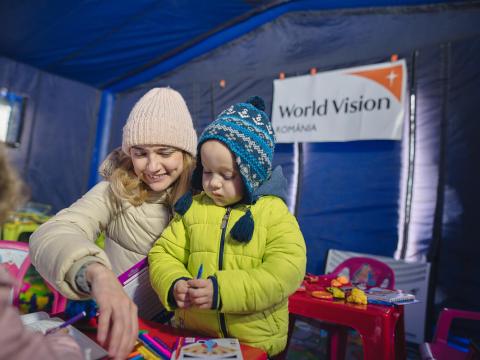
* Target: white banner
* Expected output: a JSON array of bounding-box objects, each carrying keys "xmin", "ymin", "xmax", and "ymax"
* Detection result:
[{"xmin": 272, "ymin": 60, "xmax": 407, "ymax": 143}]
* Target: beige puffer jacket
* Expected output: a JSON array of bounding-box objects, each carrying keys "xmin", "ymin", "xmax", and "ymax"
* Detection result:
[{"xmin": 29, "ymin": 150, "xmax": 173, "ymax": 299}]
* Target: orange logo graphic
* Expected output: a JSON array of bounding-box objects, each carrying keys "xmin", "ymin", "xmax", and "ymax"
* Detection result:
[{"xmin": 349, "ymin": 64, "xmax": 403, "ymax": 102}]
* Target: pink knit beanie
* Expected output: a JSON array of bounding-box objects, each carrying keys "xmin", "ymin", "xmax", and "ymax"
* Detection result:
[{"xmin": 122, "ymin": 87, "xmax": 197, "ymax": 157}]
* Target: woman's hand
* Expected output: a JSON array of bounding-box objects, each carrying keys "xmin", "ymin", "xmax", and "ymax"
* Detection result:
[
  {"xmin": 173, "ymin": 280, "xmax": 190, "ymax": 308},
  {"xmin": 187, "ymin": 279, "xmax": 213, "ymax": 309},
  {"xmin": 86, "ymin": 263, "xmax": 138, "ymax": 360}
]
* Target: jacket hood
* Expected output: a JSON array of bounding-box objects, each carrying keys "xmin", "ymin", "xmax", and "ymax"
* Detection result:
[
  {"xmin": 250, "ymin": 165, "xmax": 288, "ymax": 205},
  {"xmin": 99, "ymin": 147, "xmax": 131, "ymax": 179}
]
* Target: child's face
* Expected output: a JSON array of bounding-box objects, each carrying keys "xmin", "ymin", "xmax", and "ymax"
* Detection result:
[{"xmin": 201, "ymin": 140, "xmax": 245, "ymax": 207}]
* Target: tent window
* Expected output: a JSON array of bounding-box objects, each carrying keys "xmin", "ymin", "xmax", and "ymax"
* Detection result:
[{"xmin": 0, "ymin": 90, "xmax": 26, "ymax": 147}]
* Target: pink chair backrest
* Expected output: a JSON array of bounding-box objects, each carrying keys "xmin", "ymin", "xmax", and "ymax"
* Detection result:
[
  {"xmin": 0, "ymin": 240, "xmax": 66, "ymax": 314},
  {"xmin": 330, "ymin": 256, "xmax": 395, "ymax": 289},
  {"xmin": 434, "ymin": 308, "xmax": 480, "ymax": 344},
  {"xmin": 0, "ymin": 240, "xmax": 31, "ymax": 306}
]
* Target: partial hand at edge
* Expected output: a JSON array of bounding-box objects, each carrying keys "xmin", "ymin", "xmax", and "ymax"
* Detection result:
[{"xmin": 45, "ymin": 330, "xmax": 83, "ymax": 360}]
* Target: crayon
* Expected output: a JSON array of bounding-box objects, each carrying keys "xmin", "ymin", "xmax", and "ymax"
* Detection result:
[
  {"xmin": 138, "ymin": 332, "xmax": 170, "ymax": 360},
  {"xmin": 153, "ymin": 336, "xmax": 172, "ymax": 352},
  {"xmin": 172, "ymin": 337, "xmax": 180, "ymax": 357},
  {"xmin": 45, "ymin": 310, "xmax": 87, "ymax": 335},
  {"xmin": 175, "ymin": 336, "xmax": 184, "ymax": 360},
  {"xmin": 143, "ymin": 332, "xmax": 171, "ymax": 357},
  {"xmin": 127, "ymin": 351, "xmax": 142, "ymax": 359},
  {"xmin": 196, "ymin": 264, "xmax": 203, "ymax": 279},
  {"xmin": 137, "ymin": 344, "xmax": 159, "ymax": 360},
  {"xmin": 129, "ymin": 354, "xmax": 144, "ymax": 360}
]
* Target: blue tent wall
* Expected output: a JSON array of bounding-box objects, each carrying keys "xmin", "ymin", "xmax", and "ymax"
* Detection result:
[
  {"xmin": 437, "ymin": 36, "xmax": 480, "ymax": 313},
  {"xmin": 0, "ymin": 56, "xmax": 101, "ymax": 212},
  {"xmin": 0, "ymin": 2, "xmax": 477, "ymax": 323},
  {"xmin": 107, "ymin": 5, "xmax": 480, "ymax": 275}
]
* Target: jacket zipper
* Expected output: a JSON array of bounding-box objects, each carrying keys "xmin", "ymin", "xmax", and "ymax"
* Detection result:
[{"xmin": 218, "ymin": 207, "xmax": 231, "ymax": 337}]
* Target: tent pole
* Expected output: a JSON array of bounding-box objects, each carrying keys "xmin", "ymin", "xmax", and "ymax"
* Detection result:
[
  {"xmin": 425, "ymin": 42, "xmax": 450, "ymax": 342},
  {"xmin": 87, "ymin": 91, "xmax": 114, "ymax": 188},
  {"xmin": 399, "ymin": 51, "xmax": 418, "ymax": 260}
]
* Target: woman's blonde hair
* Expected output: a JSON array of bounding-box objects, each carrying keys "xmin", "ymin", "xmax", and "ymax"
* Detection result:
[
  {"xmin": 100, "ymin": 148, "xmax": 195, "ymax": 208},
  {"xmin": 0, "ymin": 144, "xmax": 25, "ymax": 223}
]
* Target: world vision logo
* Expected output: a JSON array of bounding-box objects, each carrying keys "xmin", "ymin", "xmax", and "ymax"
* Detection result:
[
  {"xmin": 275, "ymin": 62, "xmax": 405, "ymax": 136},
  {"xmin": 276, "ymin": 64, "xmax": 403, "ymax": 122},
  {"xmin": 349, "ymin": 64, "xmax": 403, "ymax": 102},
  {"xmin": 273, "ymin": 61, "xmax": 405, "ymax": 139}
]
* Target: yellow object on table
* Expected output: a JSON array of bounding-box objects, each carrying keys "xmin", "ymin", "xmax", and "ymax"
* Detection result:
[
  {"xmin": 326, "ymin": 286, "xmax": 345, "ymax": 299},
  {"xmin": 131, "ymin": 341, "xmax": 161, "ymax": 359},
  {"xmin": 346, "ymin": 288, "xmax": 368, "ymax": 305}
]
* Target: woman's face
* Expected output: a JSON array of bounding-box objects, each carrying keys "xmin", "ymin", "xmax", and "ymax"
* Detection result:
[{"xmin": 130, "ymin": 145, "xmax": 184, "ymax": 192}]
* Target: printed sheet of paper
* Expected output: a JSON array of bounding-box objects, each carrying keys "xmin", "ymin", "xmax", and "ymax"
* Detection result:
[
  {"xmin": 118, "ymin": 258, "xmax": 165, "ymax": 320},
  {"xmin": 21, "ymin": 312, "xmax": 108, "ymax": 360},
  {"xmin": 172, "ymin": 337, "xmax": 243, "ymax": 360}
]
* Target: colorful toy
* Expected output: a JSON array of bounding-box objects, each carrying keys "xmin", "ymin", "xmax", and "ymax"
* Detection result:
[
  {"xmin": 0, "ymin": 240, "xmax": 67, "ymax": 314},
  {"xmin": 1, "ymin": 202, "xmax": 51, "ymax": 242},
  {"xmin": 326, "ymin": 286, "xmax": 346, "ymax": 299},
  {"xmin": 18, "ymin": 266, "xmax": 54, "ymax": 314},
  {"xmin": 346, "ymin": 288, "xmax": 368, "ymax": 305},
  {"xmin": 330, "ymin": 275, "xmax": 351, "ymax": 288},
  {"xmin": 311, "ymin": 290, "xmax": 333, "ymax": 300}
]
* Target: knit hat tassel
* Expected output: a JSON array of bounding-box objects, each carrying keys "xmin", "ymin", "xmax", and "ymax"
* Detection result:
[
  {"xmin": 231, "ymin": 209, "xmax": 254, "ymax": 243},
  {"xmin": 174, "ymin": 190, "xmax": 193, "ymax": 215}
]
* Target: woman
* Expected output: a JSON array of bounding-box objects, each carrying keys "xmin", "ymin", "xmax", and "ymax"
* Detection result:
[{"xmin": 30, "ymin": 87, "xmax": 197, "ymax": 360}]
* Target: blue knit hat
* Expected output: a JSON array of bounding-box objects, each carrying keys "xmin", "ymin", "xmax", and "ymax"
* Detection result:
[
  {"xmin": 192, "ymin": 96, "xmax": 275, "ymax": 203},
  {"xmin": 174, "ymin": 96, "xmax": 275, "ymax": 243}
]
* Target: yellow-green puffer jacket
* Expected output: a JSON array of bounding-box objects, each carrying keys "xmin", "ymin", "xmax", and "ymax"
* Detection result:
[{"xmin": 149, "ymin": 193, "xmax": 306, "ymax": 356}]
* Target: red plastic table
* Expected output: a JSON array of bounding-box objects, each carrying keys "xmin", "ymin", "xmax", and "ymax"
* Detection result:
[{"xmin": 289, "ymin": 291, "xmax": 406, "ymax": 360}]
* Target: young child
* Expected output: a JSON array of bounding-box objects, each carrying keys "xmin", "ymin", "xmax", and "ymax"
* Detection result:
[{"xmin": 149, "ymin": 96, "xmax": 306, "ymax": 357}]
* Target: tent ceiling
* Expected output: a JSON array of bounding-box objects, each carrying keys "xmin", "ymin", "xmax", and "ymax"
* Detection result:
[{"xmin": 0, "ymin": 0, "xmax": 470, "ymax": 89}]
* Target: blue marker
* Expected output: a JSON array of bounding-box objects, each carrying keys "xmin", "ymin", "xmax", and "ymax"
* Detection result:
[{"xmin": 196, "ymin": 264, "xmax": 203, "ymax": 279}]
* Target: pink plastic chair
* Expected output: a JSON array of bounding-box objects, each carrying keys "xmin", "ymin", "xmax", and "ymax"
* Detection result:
[
  {"xmin": 0, "ymin": 240, "xmax": 67, "ymax": 314},
  {"xmin": 419, "ymin": 308, "xmax": 480, "ymax": 360},
  {"xmin": 329, "ymin": 256, "xmax": 395, "ymax": 289}
]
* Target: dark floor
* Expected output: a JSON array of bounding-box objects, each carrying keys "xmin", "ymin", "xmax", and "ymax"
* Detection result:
[{"xmin": 285, "ymin": 317, "xmax": 421, "ymax": 360}]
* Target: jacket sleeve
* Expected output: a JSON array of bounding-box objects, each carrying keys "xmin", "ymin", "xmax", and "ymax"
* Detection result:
[
  {"xmin": 0, "ymin": 266, "xmax": 83, "ymax": 360},
  {"xmin": 148, "ymin": 213, "xmax": 192, "ymax": 311},
  {"xmin": 29, "ymin": 181, "xmax": 114, "ymax": 300},
  {"xmin": 215, "ymin": 197, "xmax": 307, "ymax": 313}
]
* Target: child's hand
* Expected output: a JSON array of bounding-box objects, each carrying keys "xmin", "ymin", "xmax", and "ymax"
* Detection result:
[
  {"xmin": 173, "ymin": 280, "xmax": 191, "ymax": 308},
  {"xmin": 187, "ymin": 279, "xmax": 214, "ymax": 309}
]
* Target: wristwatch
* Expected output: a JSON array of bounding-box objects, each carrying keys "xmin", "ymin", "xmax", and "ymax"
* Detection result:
[{"xmin": 75, "ymin": 262, "xmax": 94, "ymax": 294}]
